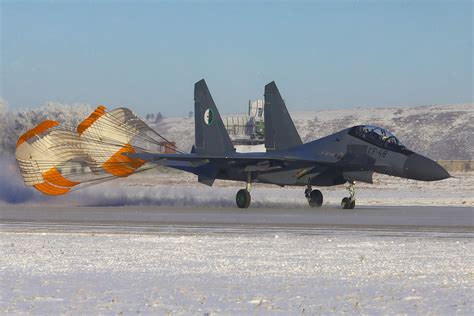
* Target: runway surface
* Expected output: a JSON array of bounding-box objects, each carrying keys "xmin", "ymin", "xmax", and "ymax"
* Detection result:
[{"xmin": 1, "ymin": 204, "xmax": 472, "ymax": 236}]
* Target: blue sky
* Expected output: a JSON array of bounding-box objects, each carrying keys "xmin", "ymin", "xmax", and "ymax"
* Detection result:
[{"xmin": 1, "ymin": 1, "xmax": 472, "ymax": 115}]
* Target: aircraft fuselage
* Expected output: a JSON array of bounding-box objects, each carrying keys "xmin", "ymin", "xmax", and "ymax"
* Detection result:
[{"xmin": 203, "ymin": 126, "xmax": 449, "ymax": 187}]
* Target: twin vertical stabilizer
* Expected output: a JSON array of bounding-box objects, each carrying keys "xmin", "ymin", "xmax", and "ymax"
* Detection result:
[
  {"xmin": 194, "ymin": 79, "xmax": 235, "ymax": 155},
  {"xmin": 264, "ymin": 81, "xmax": 302, "ymax": 151},
  {"xmin": 193, "ymin": 79, "xmax": 301, "ymax": 155}
]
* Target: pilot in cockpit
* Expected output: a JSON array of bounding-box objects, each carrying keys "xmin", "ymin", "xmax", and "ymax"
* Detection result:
[
  {"xmin": 352, "ymin": 125, "xmax": 406, "ymax": 151},
  {"xmin": 384, "ymin": 135, "xmax": 398, "ymax": 150}
]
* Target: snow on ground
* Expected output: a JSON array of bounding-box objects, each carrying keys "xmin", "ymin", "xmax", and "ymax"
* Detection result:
[{"xmin": 1, "ymin": 231, "xmax": 472, "ymax": 314}]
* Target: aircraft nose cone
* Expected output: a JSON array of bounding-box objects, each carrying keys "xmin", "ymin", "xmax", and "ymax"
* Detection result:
[{"xmin": 404, "ymin": 154, "xmax": 451, "ymax": 181}]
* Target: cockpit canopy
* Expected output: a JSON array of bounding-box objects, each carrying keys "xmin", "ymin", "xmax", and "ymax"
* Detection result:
[{"xmin": 349, "ymin": 125, "xmax": 410, "ymax": 153}]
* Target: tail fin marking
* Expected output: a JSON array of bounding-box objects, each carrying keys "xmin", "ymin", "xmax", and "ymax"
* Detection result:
[{"xmin": 194, "ymin": 79, "xmax": 235, "ymax": 155}]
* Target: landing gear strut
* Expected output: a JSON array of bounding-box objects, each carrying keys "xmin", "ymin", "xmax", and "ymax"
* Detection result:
[
  {"xmin": 236, "ymin": 173, "xmax": 252, "ymax": 208},
  {"xmin": 305, "ymin": 185, "xmax": 323, "ymax": 207},
  {"xmin": 341, "ymin": 181, "xmax": 356, "ymax": 209}
]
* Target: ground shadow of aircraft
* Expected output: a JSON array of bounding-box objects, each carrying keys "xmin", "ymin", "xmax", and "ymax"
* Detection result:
[{"xmin": 132, "ymin": 79, "xmax": 450, "ymax": 209}]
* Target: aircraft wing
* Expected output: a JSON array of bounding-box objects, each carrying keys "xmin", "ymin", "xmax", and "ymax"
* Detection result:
[
  {"xmin": 128, "ymin": 152, "xmax": 338, "ymax": 168},
  {"xmin": 128, "ymin": 151, "xmax": 375, "ymax": 185}
]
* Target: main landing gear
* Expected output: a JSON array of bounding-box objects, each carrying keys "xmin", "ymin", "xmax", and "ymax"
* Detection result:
[
  {"xmin": 236, "ymin": 174, "xmax": 252, "ymax": 208},
  {"xmin": 305, "ymin": 185, "xmax": 323, "ymax": 207},
  {"xmin": 236, "ymin": 187, "xmax": 251, "ymax": 208},
  {"xmin": 235, "ymin": 177, "xmax": 356, "ymax": 209},
  {"xmin": 341, "ymin": 181, "xmax": 356, "ymax": 209}
]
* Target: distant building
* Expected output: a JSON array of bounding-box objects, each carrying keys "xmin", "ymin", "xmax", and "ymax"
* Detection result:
[
  {"xmin": 248, "ymin": 99, "xmax": 264, "ymax": 119},
  {"xmin": 224, "ymin": 99, "xmax": 265, "ymax": 146}
]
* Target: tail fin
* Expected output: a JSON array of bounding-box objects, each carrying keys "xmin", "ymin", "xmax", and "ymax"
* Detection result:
[
  {"xmin": 194, "ymin": 79, "xmax": 235, "ymax": 155},
  {"xmin": 264, "ymin": 81, "xmax": 302, "ymax": 151}
]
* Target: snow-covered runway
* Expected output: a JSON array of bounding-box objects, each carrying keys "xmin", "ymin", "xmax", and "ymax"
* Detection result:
[
  {"xmin": 1, "ymin": 204, "xmax": 473, "ymax": 314},
  {"xmin": 1, "ymin": 228, "xmax": 472, "ymax": 314}
]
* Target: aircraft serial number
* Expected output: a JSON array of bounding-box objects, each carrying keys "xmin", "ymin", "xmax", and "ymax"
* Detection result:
[{"xmin": 367, "ymin": 147, "xmax": 388, "ymax": 158}]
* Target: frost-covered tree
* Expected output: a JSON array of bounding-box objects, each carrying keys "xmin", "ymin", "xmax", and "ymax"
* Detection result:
[
  {"xmin": 155, "ymin": 112, "xmax": 163, "ymax": 123},
  {"xmin": 0, "ymin": 98, "xmax": 7, "ymax": 115},
  {"xmin": 1, "ymin": 102, "xmax": 91, "ymax": 154},
  {"xmin": 0, "ymin": 99, "xmax": 9, "ymax": 153}
]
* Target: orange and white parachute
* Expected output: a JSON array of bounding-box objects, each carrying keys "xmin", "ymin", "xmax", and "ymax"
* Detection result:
[{"xmin": 15, "ymin": 105, "xmax": 178, "ymax": 195}]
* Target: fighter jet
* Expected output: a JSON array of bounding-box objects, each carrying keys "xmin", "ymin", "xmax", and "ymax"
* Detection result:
[{"xmin": 132, "ymin": 79, "xmax": 450, "ymax": 209}]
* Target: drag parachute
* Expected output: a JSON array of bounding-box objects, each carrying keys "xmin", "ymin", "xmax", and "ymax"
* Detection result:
[{"xmin": 15, "ymin": 105, "xmax": 179, "ymax": 195}]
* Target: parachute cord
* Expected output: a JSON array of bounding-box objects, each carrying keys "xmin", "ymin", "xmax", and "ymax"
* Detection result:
[
  {"xmin": 104, "ymin": 109, "xmax": 187, "ymax": 154},
  {"xmin": 59, "ymin": 119, "xmax": 187, "ymax": 154}
]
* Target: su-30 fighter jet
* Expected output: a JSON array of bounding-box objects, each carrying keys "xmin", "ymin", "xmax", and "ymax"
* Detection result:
[{"xmin": 131, "ymin": 79, "xmax": 450, "ymax": 209}]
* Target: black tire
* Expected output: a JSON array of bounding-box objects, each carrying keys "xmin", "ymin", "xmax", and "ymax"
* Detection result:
[
  {"xmin": 236, "ymin": 189, "xmax": 251, "ymax": 208},
  {"xmin": 309, "ymin": 190, "xmax": 323, "ymax": 207},
  {"xmin": 341, "ymin": 197, "xmax": 351, "ymax": 209},
  {"xmin": 349, "ymin": 199, "xmax": 356, "ymax": 209}
]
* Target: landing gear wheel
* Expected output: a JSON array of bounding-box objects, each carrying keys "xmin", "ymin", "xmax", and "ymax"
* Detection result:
[
  {"xmin": 236, "ymin": 189, "xmax": 251, "ymax": 208},
  {"xmin": 308, "ymin": 190, "xmax": 323, "ymax": 207},
  {"xmin": 341, "ymin": 197, "xmax": 356, "ymax": 209},
  {"xmin": 349, "ymin": 199, "xmax": 355, "ymax": 209}
]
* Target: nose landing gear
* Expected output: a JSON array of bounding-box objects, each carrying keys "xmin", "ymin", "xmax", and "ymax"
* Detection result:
[
  {"xmin": 305, "ymin": 185, "xmax": 323, "ymax": 207},
  {"xmin": 341, "ymin": 181, "xmax": 356, "ymax": 209}
]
